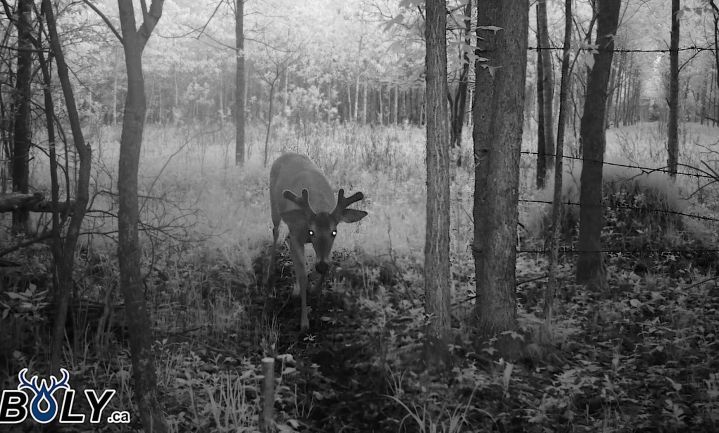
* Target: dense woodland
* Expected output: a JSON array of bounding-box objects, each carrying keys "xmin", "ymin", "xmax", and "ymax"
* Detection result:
[{"xmin": 1, "ymin": 0, "xmax": 719, "ymax": 432}]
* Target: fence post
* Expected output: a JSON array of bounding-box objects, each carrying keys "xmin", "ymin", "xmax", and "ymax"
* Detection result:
[{"xmin": 260, "ymin": 357, "xmax": 275, "ymax": 432}]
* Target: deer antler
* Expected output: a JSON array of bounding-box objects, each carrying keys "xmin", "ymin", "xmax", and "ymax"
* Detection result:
[
  {"xmin": 283, "ymin": 189, "xmax": 315, "ymax": 214},
  {"xmin": 333, "ymin": 188, "xmax": 364, "ymax": 214}
]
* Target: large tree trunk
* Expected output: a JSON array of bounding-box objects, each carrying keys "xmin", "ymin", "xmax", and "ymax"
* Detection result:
[
  {"xmin": 42, "ymin": 0, "xmax": 92, "ymax": 377},
  {"xmin": 12, "ymin": 0, "xmax": 32, "ymax": 234},
  {"xmin": 536, "ymin": 0, "xmax": 555, "ymax": 188},
  {"xmin": 117, "ymin": 1, "xmax": 168, "ymax": 431},
  {"xmin": 667, "ymin": 0, "xmax": 680, "ymax": 178},
  {"xmin": 472, "ymin": 0, "xmax": 527, "ymax": 336},
  {"xmin": 576, "ymin": 0, "xmax": 621, "ymax": 289},
  {"xmin": 235, "ymin": 0, "xmax": 245, "ymax": 165},
  {"xmin": 424, "ymin": 0, "xmax": 451, "ymax": 365}
]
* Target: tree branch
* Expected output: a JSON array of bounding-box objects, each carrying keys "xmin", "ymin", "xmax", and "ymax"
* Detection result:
[
  {"xmin": 0, "ymin": 231, "xmax": 53, "ymax": 257},
  {"xmin": 138, "ymin": 0, "xmax": 164, "ymax": 49},
  {"xmin": 82, "ymin": 0, "xmax": 123, "ymax": 44}
]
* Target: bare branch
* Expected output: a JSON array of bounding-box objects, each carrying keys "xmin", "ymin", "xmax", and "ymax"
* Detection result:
[
  {"xmin": 82, "ymin": 0, "xmax": 123, "ymax": 44},
  {"xmin": 0, "ymin": 231, "xmax": 53, "ymax": 257}
]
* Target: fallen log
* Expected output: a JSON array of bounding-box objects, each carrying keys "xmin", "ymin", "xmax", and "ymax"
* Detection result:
[
  {"xmin": 0, "ymin": 193, "xmax": 44, "ymax": 212},
  {"xmin": 0, "ymin": 193, "xmax": 75, "ymax": 213}
]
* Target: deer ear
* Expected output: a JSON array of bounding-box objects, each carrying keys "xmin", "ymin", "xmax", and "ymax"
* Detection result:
[
  {"xmin": 281, "ymin": 209, "xmax": 309, "ymax": 228},
  {"xmin": 339, "ymin": 209, "xmax": 367, "ymax": 224}
]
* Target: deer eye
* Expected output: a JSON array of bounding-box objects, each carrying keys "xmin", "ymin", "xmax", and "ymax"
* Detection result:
[
  {"xmin": 308, "ymin": 230, "xmax": 314, "ymax": 237},
  {"xmin": 331, "ymin": 230, "xmax": 337, "ymax": 237}
]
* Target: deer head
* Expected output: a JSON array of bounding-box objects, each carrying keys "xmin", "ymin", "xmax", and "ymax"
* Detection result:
[{"xmin": 281, "ymin": 188, "xmax": 367, "ymax": 273}]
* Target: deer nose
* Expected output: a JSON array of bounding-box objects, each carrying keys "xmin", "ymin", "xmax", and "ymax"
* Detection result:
[{"xmin": 316, "ymin": 261, "xmax": 329, "ymax": 274}]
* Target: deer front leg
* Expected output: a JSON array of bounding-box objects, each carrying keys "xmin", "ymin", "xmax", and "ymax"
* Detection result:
[{"xmin": 288, "ymin": 234, "xmax": 309, "ymax": 331}]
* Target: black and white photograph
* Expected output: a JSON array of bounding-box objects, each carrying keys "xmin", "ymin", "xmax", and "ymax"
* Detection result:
[{"xmin": 1, "ymin": 0, "xmax": 719, "ymax": 431}]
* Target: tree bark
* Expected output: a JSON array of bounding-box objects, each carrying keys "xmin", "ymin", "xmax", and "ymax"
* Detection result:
[
  {"xmin": 576, "ymin": 0, "xmax": 621, "ymax": 289},
  {"xmin": 117, "ymin": 1, "xmax": 168, "ymax": 431},
  {"xmin": 536, "ymin": 13, "xmax": 547, "ymax": 188},
  {"xmin": 667, "ymin": 0, "xmax": 680, "ymax": 178},
  {"xmin": 235, "ymin": 0, "xmax": 245, "ymax": 165},
  {"xmin": 450, "ymin": 0, "xmax": 472, "ymax": 166},
  {"xmin": 537, "ymin": 0, "xmax": 555, "ymax": 186},
  {"xmin": 263, "ymin": 77, "xmax": 276, "ymax": 167},
  {"xmin": 424, "ymin": 0, "xmax": 451, "ymax": 365},
  {"xmin": 545, "ymin": 0, "xmax": 573, "ymax": 333},
  {"xmin": 12, "ymin": 0, "xmax": 32, "ymax": 234},
  {"xmin": 473, "ymin": 0, "xmax": 527, "ymax": 336},
  {"xmin": 41, "ymin": 0, "xmax": 92, "ymax": 377}
]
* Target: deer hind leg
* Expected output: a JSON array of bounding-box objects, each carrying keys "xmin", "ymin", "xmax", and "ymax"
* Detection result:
[
  {"xmin": 288, "ymin": 234, "xmax": 309, "ymax": 331},
  {"xmin": 265, "ymin": 224, "xmax": 280, "ymax": 288}
]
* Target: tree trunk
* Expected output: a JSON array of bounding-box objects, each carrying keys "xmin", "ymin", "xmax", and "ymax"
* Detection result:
[
  {"xmin": 449, "ymin": 0, "xmax": 472, "ymax": 166},
  {"xmin": 263, "ymin": 78, "xmax": 276, "ymax": 167},
  {"xmin": 12, "ymin": 0, "xmax": 32, "ymax": 234},
  {"xmin": 536, "ymin": 14, "xmax": 547, "ymax": 189},
  {"xmin": 667, "ymin": 0, "xmax": 680, "ymax": 178},
  {"xmin": 473, "ymin": 0, "xmax": 527, "ymax": 336},
  {"xmin": 576, "ymin": 0, "xmax": 621, "ymax": 289},
  {"xmin": 545, "ymin": 0, "xmax": 573, "ymax": 333},
  {"xmin": 379, "ymin": 85, "xmax": 384, "ymax": 125},
  {"xmin": 394, "ymin": 84, "xmax": 399, "ymax": 125},
  {"xmin": 537, "ymin": 0, "xmax": 555, "ymax": 185},
  {"xmin": 235, "ymin": 0, "xmax": 245, "ymax": 165},
  {"xmin": 363, "ymin": 82, "xmax": 367, "ymax": 123},
  {"xmin": 424, "ymin": 0, "xmax": 451, "ymax": 366},
  {"xmin": 42, "ymin": 0, "xmax": 92, "ymax": 378},
  {"xmin": 117, "ymin": 1, "xmax": 168, "ymax": 431}
]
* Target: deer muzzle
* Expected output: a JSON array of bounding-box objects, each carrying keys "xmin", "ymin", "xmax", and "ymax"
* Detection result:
[{"xmin": 315, "ymin": 261, "xmax": 330, "ymax": 274}]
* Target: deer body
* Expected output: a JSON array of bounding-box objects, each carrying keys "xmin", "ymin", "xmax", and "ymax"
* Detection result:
[{"xmin": 268, "ymin": 153, "xmax": 367, "ymax": 331}]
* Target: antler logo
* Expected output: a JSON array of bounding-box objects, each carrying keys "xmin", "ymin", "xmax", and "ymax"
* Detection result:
[{"xmin": 17, "ymin": 368, "xmax": 70, "ymax": 424}]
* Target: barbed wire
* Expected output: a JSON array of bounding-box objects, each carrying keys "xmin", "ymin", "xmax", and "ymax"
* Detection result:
[
  {"xmin": 520, "ymin": 151, "xmax": 719, "ymax": 181},
  {"xmin": 527, "ymin": 45, "xmax": 712, "ymax": 53},
  {"xmin": 519, "ymin": 198, "xmax": 719, "ymax": 223},
  {"xmin": 517, "ymin": 248, "xmax": 719, "ymax": 254}
]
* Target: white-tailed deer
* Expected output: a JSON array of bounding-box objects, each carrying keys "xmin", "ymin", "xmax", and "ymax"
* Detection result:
[{"xmin": 268, "ymin": 153, "xmax": 367, "ymax": 331}]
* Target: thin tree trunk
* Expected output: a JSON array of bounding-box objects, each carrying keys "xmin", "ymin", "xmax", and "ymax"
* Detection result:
[
  {"xmin": 379, "ymin": 85, "xmax": 384, "ymax": 125},
  {"xmin": 576, "ymin": 0, "xmax": 621, "ymax": 289},
  {"xmin": 235, "ymin": 0, "xmax": 245, "ymax": 164},
  {"xmin": 37, "ymin": 32, "xmax": 63, "ymax": 375},
  {"xmin": 263, "ymin": 79, "xmax": 276, "ymax": 167},
  {"xmin": 42, "ymin": 0, "xmax": 92, "ymax": 379},
  {"xmin": 355, "ymin": 76, "xmax": 360, "ymax": 122},
  {"xmin": 449, "ymin": 0, "xmax": 472, "ymax": 166},
  {"xmin": 701, "ymin": 73, "xmax": 708, "ymax": 124},
  {"xmin": 12, "ymin": 0, "xmax": 32, "ymax": 234},
  {"xmin": 347, "ymin": 83, "xmax": 352, "ymax": 121},
  {"xmin": 537, "ymin": 0, "xmax": 555, "ymax": 179},
  {"xmin": 114, "ymin": 46, "xmax": 120, "ymax": 125},
  {"xmin": 363, "ymin": 82, "xmax": 367, "ymax": 123},
  {"xmin": 536, "ymin": 14, "xmax": 547, "ymax": 189},
  {"xmin": 667, "ymin": 0, "xmax": 680, "ymax": 178},
  {"xmin": 116, "ymin": 1, "xmax": 168, "ymax": 431},
  {"xmin": 425, "ymin": 0, "xmax": 451, "ymax": 366},
  {"xmin": 283, "ymin": 67, "xmax": 289, "ymax": 118},
  {"xmin": 545, "ymin": 0, "xmax": 573, "ymax": 334}
]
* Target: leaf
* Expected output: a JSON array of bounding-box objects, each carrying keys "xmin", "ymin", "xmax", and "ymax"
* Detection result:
[
  {"xmin": 477, "ymin": 25, "xmax": 503, "ymax": 33},
  {"xmin": 502, "ymin": 362, "xmax": 514, "ymax": 393}
]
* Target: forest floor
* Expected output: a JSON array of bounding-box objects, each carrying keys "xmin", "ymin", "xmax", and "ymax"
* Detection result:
[{"xmin": 245, "ymin": 241, "xmax": 719, "ymax": 432}]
